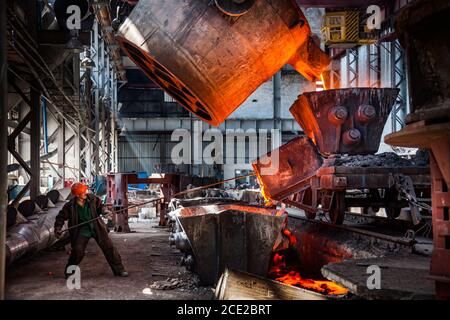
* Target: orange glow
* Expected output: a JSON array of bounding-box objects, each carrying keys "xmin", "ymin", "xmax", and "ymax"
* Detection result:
[
  {"xmin": 275, "ymin": 271, "xmax": 349, "ymax": 296},
  {"xmin": 283, "ymin": 229, "xmax": 297, "ymax": 246},
  {"xmin": 320, "ymin": 73, "xmax": 327, "ymax": 91},
  {"xmin": 254, "ymin": 168, "xmax": 275, "ymax": 207},
  {"xmin": 269, "ymin": 232, "xmax": 348, "ymax": 296}
]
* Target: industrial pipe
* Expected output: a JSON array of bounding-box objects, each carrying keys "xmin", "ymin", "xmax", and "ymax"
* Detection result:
[
  {"xmin": 5, "ymin": 192, "xmax": 66, "ymax": 267},
  {"xmin": 42, "ymin": 98, "xmax": 49, "ymax": 154},
  {"xmin": 93, "ymin": 2, "xmax": 127, "ymax": 81},
  {"xmin": 0, "ymin": 0, "xmax": 7, "ymax": 301}
]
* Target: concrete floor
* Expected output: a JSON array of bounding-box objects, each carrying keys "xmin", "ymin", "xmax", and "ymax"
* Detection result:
[{"xmin": 5, "ymin": 219, "xmax": 214, "ymax": 300}]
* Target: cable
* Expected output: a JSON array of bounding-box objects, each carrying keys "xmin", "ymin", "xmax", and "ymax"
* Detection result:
[{"xmin": 59, "ymin": 173, "xmax": 256, "ymax": 233}]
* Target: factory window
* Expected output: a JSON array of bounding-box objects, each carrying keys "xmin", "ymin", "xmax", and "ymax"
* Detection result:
[
  {"xmin": 164, "ymin": 91, "xmax": 176, "ymax": 103},
  {"xmin": 444, "ymin": 207, "xmax": 449, "ymax": 221}
]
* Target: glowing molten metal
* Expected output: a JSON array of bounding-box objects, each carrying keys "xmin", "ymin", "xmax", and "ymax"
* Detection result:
[{"xmin": 270, "ymin": 238, "xmax": 348, "ymax": 296}]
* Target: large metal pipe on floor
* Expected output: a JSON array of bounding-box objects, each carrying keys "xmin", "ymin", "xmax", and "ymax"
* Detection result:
[
  {"xmin": 0, "ymin": 0, "xmax": 8, "ymax": 300},
  {"xmin": 5, "ymin": 192, "xmax": 67, "ymax": 267}
]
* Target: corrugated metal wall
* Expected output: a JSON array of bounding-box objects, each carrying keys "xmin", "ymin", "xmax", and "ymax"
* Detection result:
[
  {"xmin": 118, "ymin": 131, "xmax": 276, "ymax": 176},
  {"xmin": 118, "ymin": 134, "xmax": 184, "ymax": 173}
]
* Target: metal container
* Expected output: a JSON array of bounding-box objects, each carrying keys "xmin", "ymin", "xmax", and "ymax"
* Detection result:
[
  {"xmin": 215, "ymin": 269, "xmax": 326, "ymax": 300},
  {"xmin": 252, "ymin": 136, "xmax": 323, "ymax": 201},
  {"xmin": 169, "ymin": 204, "xmax": 286, "ymax": 285},
  {"xmin": 117, "ymin": 0, "xmax": 329, "ymax": 126},
  {"xmin": 395, "ymin": 0, "xmax": 450, "ymax": 124},
  {"xmin": 290, "ymin": 88, "xmax": 399, "ymax": 155}
]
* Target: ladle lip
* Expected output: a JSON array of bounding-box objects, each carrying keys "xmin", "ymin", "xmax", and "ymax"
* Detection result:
[{"xmin": 116, "ymin": 36, "xmax": 221, "ymax": 126}]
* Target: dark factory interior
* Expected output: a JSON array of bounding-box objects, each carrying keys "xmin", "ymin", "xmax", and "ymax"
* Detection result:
[{"xmin": 0, "ymin": 0, "xmax": 449, "ymax": 304}]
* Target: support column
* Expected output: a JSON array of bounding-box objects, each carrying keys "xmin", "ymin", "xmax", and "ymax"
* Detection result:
[
  {"xmin": 368, "ymin": 44, "xmax": 381, "ymax": 88},
  {"xmin": 93, "ymin": 23, "xmax": 100, "ymax": 177},
  {"xmin": 94, "ymin": 96, "xmax": 100, "ymax": 176},
  {"xmin": 430, "ymin": 143, "xmax": 450, "ymax": 299},
  {"xmin": 273, "ymin": 71, "xmax": 281, "ymax": 130},
  {"xmin": 101, "ymin": 100, "xmax": 106, "ymax": 173},
  {"xmin": 390, "ymin": 40, "xmax": 407, "ymax": 132},
  {"xmin": 346, "ymin": 47, "xmax": 358, "ymax": 88},
  {"xmin": 30, "ymin": 83, "xmax": 41, "ymax": 199},
  {"xmin": 75, "ymin": 124, "xmax": 82, "ymax": 180},
  {"xmin": 0, "ymin": 0, "xmax": 8, "ymax": 301},
  {"xmin": 57, "ymin": 116, "xmax": 66, "ymax": 187},
  {"xmin": 160, "ymin": 134, "xmax": 167, "ymax": 172}
]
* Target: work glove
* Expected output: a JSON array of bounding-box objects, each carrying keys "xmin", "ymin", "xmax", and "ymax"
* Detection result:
[
  {"xmin": 103, "ymin": 210, "xmax": 114, "ymax": 220},
  {"xmin": 54, "ymin": 228, "xmax": 64, "ymax": 240}
]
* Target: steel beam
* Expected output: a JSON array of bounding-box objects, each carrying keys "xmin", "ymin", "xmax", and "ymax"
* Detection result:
[
  {"xmin": 273, "ymin": 71, "xmax": 281, "ymax": 129},
  {"xmin": 11, "ymin": 181, "xmax": 31, "ymax": 207},
  {"xmin": 390, "ymin": 40, "xmax": 408, "ymax": 132},
  {"xmin": 75, "ymin": 125, "xmax": 82, "ymax": 180},
  {"xmin": 7, "ymin": 111, "xmax": 31, "ymax": 143},
  {"xmin": 29, "ymin": 82, "xmax": 41, "ymax": 199},
  {"xmin": 94, "ymin": 22, "xmax": 100, "ymax": 177},
  {"xmin": 369, "ymin": 44, "xmax": 381, "ymax": 88},
  {"xmin": 346, "ymin": 47, "xmax": 359, "ymax": 88},
  {"xmin": 0, "ymin": 0, "xmax": 7, "ymax": 301},
  {"xmin": 57, "ymin": 116, "xmax": 66, "ymax": 187}
]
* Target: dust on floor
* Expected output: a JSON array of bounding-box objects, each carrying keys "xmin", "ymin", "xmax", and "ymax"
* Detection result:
[{"xmin": 5, "ymin": 219, "xmax": 214, "ymax": 300}]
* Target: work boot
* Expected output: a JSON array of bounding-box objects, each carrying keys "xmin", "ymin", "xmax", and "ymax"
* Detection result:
[{"xmin": 115, "ymin": 271, "xmax": 129, "ymax": 277}]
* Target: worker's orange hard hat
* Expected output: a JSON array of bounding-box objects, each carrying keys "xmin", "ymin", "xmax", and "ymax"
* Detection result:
[{"xmin": 71, "ymin": 183, "xmax": 88, "ymax": 197}]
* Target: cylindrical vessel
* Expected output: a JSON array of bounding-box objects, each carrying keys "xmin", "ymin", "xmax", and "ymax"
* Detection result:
[
  {"xmin": 5, "ymin": 201, "xmax": 66, "ymax": 266},
  {"xmin": 17, "ymin": 200, "xmax": 40, "ymax": 218},
  {"xmin": 47, "ymin": 189, "xmax": 61, "ymax": 204},
  {"xmin": 117, "ymin": 0, "xmax": 318, "ymax": 126},
  {"xmin": 396, "ymin": 0, "xmax": 450, "ymax": 124}
]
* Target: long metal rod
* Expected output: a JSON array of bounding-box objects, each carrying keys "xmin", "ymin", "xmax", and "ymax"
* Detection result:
[
  {"xmin": 61, "ymin": 174, "xmax": 256, "ymax": 233},
  {"xmin": 0, "ymin": 0, "xmax": 7, "ymax": 300},
  {"xmin": 42, "ymin": 98, "xmax": 49, "ymax": 154}
]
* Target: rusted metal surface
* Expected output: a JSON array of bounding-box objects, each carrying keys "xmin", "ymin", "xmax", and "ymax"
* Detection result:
[
  {"xmin": 395, "ymin": 0, "xmax": 450, "ymax": 124},
  {"xmin": 283, "ymin": 160, "xmax": 430, "ymax": 224},
  {"xmin": 429, "ymin": 153, "xmax": 450, "ymax": 300},
  {"xmin": 170, "ymin": 205, "xmax": 286, "ymax": 285},
  {"xmin": 290, "ymin": 88, "xmax": 399, "ymax": 155},
  {"xmin": 117, "ymin": 0, "xmax": 330, "ymax": 126},
  {"xmin": 322, "ymin": 256, "xmax": 436, "ymax": 299},
  {"xmin": 252, "ymin": 136, "xmax": 323, "ymax": 201},
  {"xmin": 383, "ymin": 0, "xmax": 450, "ymax": 299},
  {"xmin": 254, "ymin": 132, "xmax": 430, "ymax": 224},
  {"xmin": 215, "ymin": 269, "xmax": 327, "ymax": 300}
]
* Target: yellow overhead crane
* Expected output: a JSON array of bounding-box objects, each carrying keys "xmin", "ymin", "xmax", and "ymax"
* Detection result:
[{"xmin": 321, "ymin": 10, "xmax": 380, "ymax": 48}]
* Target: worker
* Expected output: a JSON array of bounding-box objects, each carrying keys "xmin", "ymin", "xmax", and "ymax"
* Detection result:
[{"xmin": 54, "ymin": 182, "xmax": 129, "ymax": 278}]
